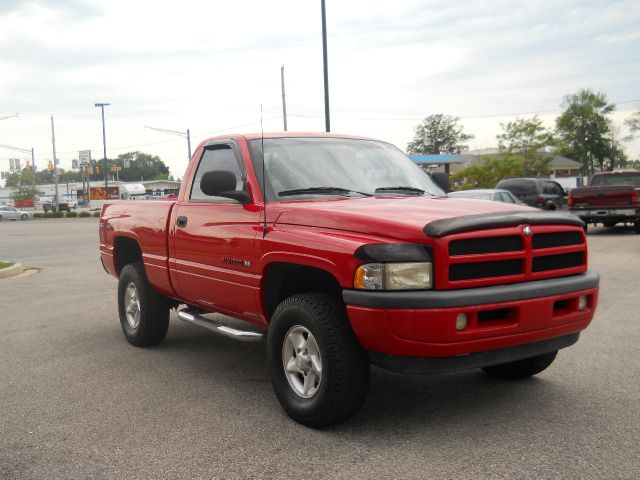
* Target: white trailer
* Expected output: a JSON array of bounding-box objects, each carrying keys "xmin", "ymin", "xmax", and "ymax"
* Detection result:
[{"xmin": 120, "ymin": 183, "xmax": 147, "ymax": 200}]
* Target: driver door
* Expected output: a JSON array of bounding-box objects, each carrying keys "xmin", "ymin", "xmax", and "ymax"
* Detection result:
[{"xmin": 171, "ymin": 142, "xmax": 261, "ymax": 317}]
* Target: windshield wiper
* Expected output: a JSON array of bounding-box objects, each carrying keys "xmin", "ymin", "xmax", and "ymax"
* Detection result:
[
  {"xmin": 374, "ymin": 186, "xmax": 426, "ymax": 195},
  {"xmin": 278, "ymin": 187, "xmax": 371, "ymax": 197}
]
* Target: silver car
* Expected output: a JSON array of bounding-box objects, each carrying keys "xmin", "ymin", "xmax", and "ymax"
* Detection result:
[
  {"xmin": 448, "ymin": 189, "xmax": 523, "ymax": 204},
  {"xmin": 0, "ymin": 205, "xmax": 32, "ymax": 221}
]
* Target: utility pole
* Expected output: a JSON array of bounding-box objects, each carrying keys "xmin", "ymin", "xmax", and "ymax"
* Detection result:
[
  {"xmin": 321, "ymin": 0, "xmax": 331, "ymax": 133},
  {"xmin": 281, "ymin": 65, "xmax": 288, "ymax": 131},
  {"xmin": 51, "ymin": 116, "xmax": 59, "ymax": 211},
  {"xmin": 95, "ymin": 103, "xmax": 110, "ymax": 198},
  {"xmin": 145, "ymin": 126, "xmax": 192, "ymax": 162},
  {"xmin": 31, "ymin": 148, "xmax": 36, "ymax": 209}
]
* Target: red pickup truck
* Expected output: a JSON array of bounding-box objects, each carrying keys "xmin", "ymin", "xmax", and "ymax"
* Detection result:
[
  {"xmin": 99, "ymin": 133, "xmax": 599, "ymax": 427},
  {"xmin": 568, "ymin": 171, "xmax": 640, "ymax": 233}
]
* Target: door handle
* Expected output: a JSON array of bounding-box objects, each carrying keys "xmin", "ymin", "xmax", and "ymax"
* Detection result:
[{"xmin": 176, "ymin": 216, "xmax": 188, "ymax": 228}]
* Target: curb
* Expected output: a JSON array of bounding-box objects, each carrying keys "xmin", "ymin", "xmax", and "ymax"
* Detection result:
[{"xmin": 0, "ymin": 262, "xmax": 24, "ymax": 279}]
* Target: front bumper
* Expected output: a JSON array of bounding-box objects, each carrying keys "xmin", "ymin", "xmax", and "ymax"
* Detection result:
[
  {"xmin": 343, "ymin": 270, "xmax": 599, "ymax": 360},
  {"xmin": 370, "ymin": 333, "xmax": 579, "ymax": 374}
]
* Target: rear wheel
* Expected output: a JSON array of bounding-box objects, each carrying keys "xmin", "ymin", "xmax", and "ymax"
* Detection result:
[
  {"xmin": 117, "ymin": 262, "xmax": 169, "ymax": 347},
  {"xmin": 482, "ymin": 351, "xmax": 557, "ymax": 379},
  {"xmin": 268, "ymin": 293, "xmax": 369, "ymax": 428},
  {"xmin": 0, "ymin": 215, "xmax": 3, "ymax": 222},
  {"xmin": 634, "ymin": 221, "xmax": 640, "ymax": 234},
  {"xmin": 21, "ymin": 214, "xmax": 28, "ymax": 221}
]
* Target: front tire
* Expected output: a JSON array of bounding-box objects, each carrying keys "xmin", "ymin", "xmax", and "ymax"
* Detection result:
[
  {"xmin": 21, "ymin": 214, "xmax": 28, "ymax": 221},
  {"xmin": 482, "ymin": 351, "xmax": 557, "ymax": 379},
  {"xmin": 117, "ymin": 262, "xmax": 169, "ymax": 347},
  {"xmin": 268, "ymin": 293, "xmax": 369, "ymax": 428}
]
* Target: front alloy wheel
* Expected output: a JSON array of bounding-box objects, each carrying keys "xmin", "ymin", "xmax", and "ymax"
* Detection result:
[
  {"xmin": 282, "ymin": 325, "xmax": 322, "ymax": 398},
  {"xmin": 268, "ymin": 293, "xmax": 369, "ymax": 428}
]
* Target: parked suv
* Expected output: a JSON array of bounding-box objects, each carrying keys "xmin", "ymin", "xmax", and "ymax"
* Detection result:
[{"xmin": 496, "ymin": 178, "xmax": 566, "ymax": 210}]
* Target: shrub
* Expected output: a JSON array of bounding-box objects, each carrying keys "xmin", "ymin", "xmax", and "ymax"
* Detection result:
[
  {"xmin": 33, "ymin": 213, "xmax": 45, "ymax": 219},
  {"xmin": 92, "ymin": 211, "xmax": 100, "ymax": 217},
  {"xmin": 65, "ymin": 211, "xmax": 78, "ymax": 218},
  {"xmin": 78, "ymin": 211, "xmax": 91, "ymax": 218}
]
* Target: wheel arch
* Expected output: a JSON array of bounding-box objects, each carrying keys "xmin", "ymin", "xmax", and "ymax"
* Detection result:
[
  {"xmin": 261, "ymin": 262, "xmax": 344, "ymax": 322},
  {"xmin": 113, "ymin": 235, "xmax": 144, "ymax": 276}
]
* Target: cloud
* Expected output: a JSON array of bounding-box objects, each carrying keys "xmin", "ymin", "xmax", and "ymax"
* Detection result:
[{"xmin": 1, "ymin": 0, "xmax": 639, "ymax": 178}]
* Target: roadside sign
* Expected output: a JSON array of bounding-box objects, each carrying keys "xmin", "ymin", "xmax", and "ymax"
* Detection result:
[
  {"xmin": 79, "ymin": 150, "xmax": 91, "ymax": 165},
  {"xmin": 72, "ymin": 159, "xmax": 78, "ymax": 169}
]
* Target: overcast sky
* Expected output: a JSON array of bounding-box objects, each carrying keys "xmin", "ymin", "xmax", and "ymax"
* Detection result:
[{"xmin": 1, "ymin": 0, "xmax": 639, "ymax": 179}]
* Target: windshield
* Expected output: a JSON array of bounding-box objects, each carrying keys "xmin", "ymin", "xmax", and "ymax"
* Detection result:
[
  {"xmin": 590, "ymin": 173, "xmax": 640, "ymax": 187},
  {"xmin": 248, "ymin": 137, "xmax": 443, "ymax": 202}
]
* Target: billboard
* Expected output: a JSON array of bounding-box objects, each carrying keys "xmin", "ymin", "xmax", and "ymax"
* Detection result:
[{"xmin": 89, "ymin": 186, "xmax": 119, "ymax": 200}]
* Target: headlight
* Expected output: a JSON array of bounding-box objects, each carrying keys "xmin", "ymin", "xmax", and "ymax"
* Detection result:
[{"xmin": 354, "ymin": 262, "xmax": 432, "ymax": 290}]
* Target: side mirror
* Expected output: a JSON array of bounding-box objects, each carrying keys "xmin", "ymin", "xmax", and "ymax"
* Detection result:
[
  {"xmin": 430, "ymin": 172, "xmax": 450, "ymax": 193},
  {"xmin": 200, "ymin": 170, "xmax": 250, "ymax": 203}
]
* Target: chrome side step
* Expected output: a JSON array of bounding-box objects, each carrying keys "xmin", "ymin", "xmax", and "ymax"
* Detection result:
[{"xmin": 177, "ymin": 309, "xmax": 265, "ymax": 342}]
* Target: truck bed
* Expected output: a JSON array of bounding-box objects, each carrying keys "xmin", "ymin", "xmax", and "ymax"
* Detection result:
[{"xmin": 99, "ymin": 200, "xmax": 177, "ymax": 297}]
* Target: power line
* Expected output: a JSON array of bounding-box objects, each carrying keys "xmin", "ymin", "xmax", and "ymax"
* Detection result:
[{"xmin": 289, "ymin": 98, "xmax": 640, "ymax": 122}]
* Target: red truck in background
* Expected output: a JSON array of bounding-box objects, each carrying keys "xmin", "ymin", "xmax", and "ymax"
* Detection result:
[
  {"xmin": 569, "ymin": 171, "xmax": 640, "ymax": 233},
  {"xmin": 99, "ymin": 133, "xmax": 599, "ymax": 427}
]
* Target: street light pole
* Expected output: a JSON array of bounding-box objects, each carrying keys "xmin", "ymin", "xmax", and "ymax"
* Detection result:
[
  {"xmin": 145, "ymin": 126, "xmax": 192, "ymax": 162},
  {"xmin": 95, "ymin": 103, "xmax": 110, "ymax": 197},
  {"xmin": 281, "ymin": 65, "xmax": 288, "ymax": 131},
  {"xmin": 0, "ymin": 113, "xmax": 19, "ymax": 121},
  {"xmin": 321, "ymin": 0, "xmax": 330, "ymax": 133}
]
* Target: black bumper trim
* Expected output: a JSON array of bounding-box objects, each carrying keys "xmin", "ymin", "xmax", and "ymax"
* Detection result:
[
  {"xmin": 343, "ymin": 270, "xmax": 598, "ymax": 309},
  {"xmin": 370, "ymin": 333, "xmax": 580, "ymax": 374}
]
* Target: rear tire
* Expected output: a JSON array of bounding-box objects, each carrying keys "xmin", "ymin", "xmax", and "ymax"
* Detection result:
[
  {"xmin": 267, "ymin": 293, "xmax": 369, "ymax": 428},
  {"xmin": 21, "ymin": 214, "xmax": 28, "ymax": 221},
  {"xmin": 117, "ymin": 262, "xmax": 169, "ymax": 347},
  {"xmin": 634, "ymin": 222, "xmax": 640, "ymax": 234},
  {"xmin": 481, "ymin": 351, "xmax": 557, "ymax": 379}
]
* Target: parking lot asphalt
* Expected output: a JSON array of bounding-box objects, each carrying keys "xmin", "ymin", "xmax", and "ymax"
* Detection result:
[{"xmin": 1, "ymin": 218, "xmax": 639, "ymax": 479}]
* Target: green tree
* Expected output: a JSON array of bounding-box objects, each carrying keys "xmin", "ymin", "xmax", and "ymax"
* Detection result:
[
  {"xmin": 497, "ymin": 116, "xmax": 554, "ymax": 175},
  {"xmin": 58, "ymin": 169, "xmax": 83, "ymax": 183},
  {"xmin": 8, "ymin": 167, "xmax": 39, "ymax": 204},
  {"xmin": 114, "ymin": 152, "xmax": 170, "ymax": 181},
  {"xmin": 555, "ymin": 89, "xmax": 622, "ymax": 175},
  {"xmin": 624, "ymin": 108, "xmax": 640, "ymax": 140},
  {"xmin": 452, "ymin": 155, "xmax": 525, "ymax": 190},
  {"xmin": 407, "ymin": 114, "xmax": 474, "ymax": 155}
]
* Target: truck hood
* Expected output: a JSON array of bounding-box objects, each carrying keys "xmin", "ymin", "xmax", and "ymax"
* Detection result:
[{"xmin": 272, "ymin": 195, "xmax": 536, "ymax": 241}]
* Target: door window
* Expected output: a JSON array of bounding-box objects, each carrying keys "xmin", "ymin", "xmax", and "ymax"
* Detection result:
[
  {"xmin": 496, "ymin": 192, "xmax": 515, "ymax": 203},
  {"xmin": 189, "ymin": 145, "xmax": 246, "ymax": 202}
]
